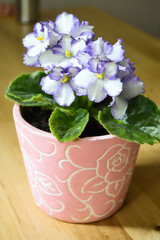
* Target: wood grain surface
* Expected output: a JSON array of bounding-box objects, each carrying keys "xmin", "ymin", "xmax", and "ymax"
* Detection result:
[{"xmin": 0, "ymin": 6, "xmax": 160, "ymax": 240}]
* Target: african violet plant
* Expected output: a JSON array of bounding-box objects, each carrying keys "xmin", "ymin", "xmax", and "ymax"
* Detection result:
[{"xmin": 5, "ymin": 12, "xmax": 160, "ymax": 144}]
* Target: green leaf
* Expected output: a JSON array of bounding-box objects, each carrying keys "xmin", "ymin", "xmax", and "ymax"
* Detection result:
[
  {"xmin": 5, "ymin": 71, "xmax": 55, "ymax": 109},
  {"xmin": 58, "ymin": 95, "xmax": 93, "ymax": 115},
  {"xmin": 5, "ymin": 88, "xmax": 40, "ymax": 106},
  {"xmin": 98, "ymin": 95, "xmax": 160, "ymax": 145},
  {"xmin": 49, "ymin": 108, "xmax": 89, "ymax": 142}
]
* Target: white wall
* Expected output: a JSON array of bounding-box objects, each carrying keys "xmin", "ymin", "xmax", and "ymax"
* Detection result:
[{"xmin": 40, "ymin": 0, "xmax": 160, "ymax": 38}]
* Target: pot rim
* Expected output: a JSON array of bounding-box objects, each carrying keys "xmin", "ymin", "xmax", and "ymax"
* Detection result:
[{"xmin": 13, "ymin": 103, "xmax": 118, "ymax": 142}]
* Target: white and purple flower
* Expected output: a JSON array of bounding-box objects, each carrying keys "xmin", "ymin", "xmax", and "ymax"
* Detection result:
[
  {"xmin": 40, "ymin": 66, "xmax": 81, "ymax": 106},
  {"xmin": 119, "ymin": 58, "xmax": 135, "ymax": 79},
  {"xmin": 39, "ymin": 34, "xmax": 86, "ymax": 69},
  {"xmin": 74, "ymin": 58, "xmax": 123, "ymax": 102},
  {"xmin": 106, "ymin": 39, "xmax": 125, "ymax": 63},
  {"xmin": 22, "ymin": 12, "xmax": 145, "ymax": 119},
  {"xmin": 111, "ymin": 76, "xmax": 145, "ymax": 119},
  {"xmin": 87, "ymin": 37, "xmax": 125, "ymax": 63},
  {"xmin": 23, "ymin": 54, "xmax": 40, "ymax": 67},
  {"xmin": 54, "ymin": 12, "xmax": 94, "ymax": 41},
  {"xmin": 23, "ymin": 22, "xmax": 50, "ymax": 58}
]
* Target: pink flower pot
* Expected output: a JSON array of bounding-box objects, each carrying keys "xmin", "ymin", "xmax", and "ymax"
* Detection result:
[{"xmin": 13, "ymin": 103, "xmax": 140, "ymax": 223}]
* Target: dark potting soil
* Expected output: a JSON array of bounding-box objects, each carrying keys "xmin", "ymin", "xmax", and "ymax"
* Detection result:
[{"xmin": 21, "ymin": 106, "xmax": 108, "ymax": 138}]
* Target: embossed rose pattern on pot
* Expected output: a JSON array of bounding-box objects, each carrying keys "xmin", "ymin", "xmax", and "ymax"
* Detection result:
[{"xmin": 13, "ymin": 104, "xmax": 139, "ymax": 223}]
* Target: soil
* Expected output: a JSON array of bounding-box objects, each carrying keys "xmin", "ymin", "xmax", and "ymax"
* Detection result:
[{"xmin": 21, "ymin": 106, "xmax": 108, "ymax": 138}]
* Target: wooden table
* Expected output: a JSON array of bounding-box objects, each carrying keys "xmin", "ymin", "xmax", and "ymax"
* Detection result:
[{"xmin": 0, "ymin": 6, "xmax": 160, "ymax": 240}]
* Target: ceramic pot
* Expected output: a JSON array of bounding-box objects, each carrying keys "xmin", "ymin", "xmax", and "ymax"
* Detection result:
[{"xmin": 13, "ymin": 103, "xmax": 140, "ymax": 223}]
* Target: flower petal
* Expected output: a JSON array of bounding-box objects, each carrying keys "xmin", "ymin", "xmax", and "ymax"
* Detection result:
[
  {"xmin": 68, "ymin": 67, "xmax": 80, "ymax": 77},
  {"xmin": 103, "ymin": 78, "xmax": 123, "ymax": 97},
  {"xmin": 104, "ymin": 62, "xmax": 119, "ymax": 79},
  {"xmin": 88, "ymin": 58, "xmax": 100, "ymax": 73},
  {"xmin": 27, "ymin": 44, "xmax": 43, "ymax": 57},
  {"xmin": 75, "ymin": 86, "xmax": 87, "ymax": 96},
  {"xmin": 111, "ymin": 96, "xmax": 128, "ymax": 119},
  {"xmin": 22, "ymin": 33, "xmax": 37, "ymax": 48},
  {"xmin": 79, "ymin": 31, "xmax": 94, "ymax": 42},
  {"xmin": 87, "ymin": 37, "xmax": 105, "ymax": 56},
  {"xmin": 74, "ymin": 68, "xmax": 96, "ymax": 88},
  {"xmin": 39, "ymin": 50, "xmax": 64, "ymax": 68},
  {"xmin": 104, "ymin": 41, "xmax": 112, "ymax": 55},
  {"xmin": 73, "ymin": 21, "xmax": 94, "ymax": 41},
  {"xmin": 59, "ymin": 35, "xmax": 72, "ymax": 51},
  {"xmin": 34, "ymin": 22, "xmax": 43, "ymax": 36},
  {"xmin": 71, "ymin": 39, "xmax": 86, "ymax": 55},
  {"xmin": 34, "ymin": 22, "xmax": 49, "ymax": 39},
  {"xmin": 119, "ymin": 58, "xmax": 135, "ymax": 79},
  {"xmin": 54, "ymin": 83, "xmax": 75, "ymax": 106},
  {"xmin": 49, "ymin": 31, "xmax": 61, "ymax": 47},
  {"xmin": 122, "ymin": 77, "xmax": 145, "ymax": 99},
  {"xmin": 107, "ymin": 39, "xmax": 125, "ymax": 62},
  {"xmin": 58, "ymin": 57, "xmax": 81, "ymax": 68},
  {"xmin": 23, "ymin": 54, "xmax": 39, "ymax": 67},
  {"xmin": 88, "ymin": 79, "xmax": 107, "ymax": 102},
  {"xmin": 70, "ymin": 80, "xmax": 87, "ymax": 96},
  {"xmin": 55, "ymin": 12, "xmax": 79, "ymax": 34},
  {"xmin": 50, "ymin": 67, "xmax": 63, "ymax": 81},
  {"xmin": 40, "ymin": 75, "xmax": 60, "ymax": 95},
  {"xmin": 76, "ymin": 51, "xmax": 91, "ymax": 67}
]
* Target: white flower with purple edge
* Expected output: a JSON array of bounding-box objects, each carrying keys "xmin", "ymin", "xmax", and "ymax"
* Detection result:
[
  {"xmin": 111, "ymin": 76, "xmax": 145, "ymax": 119},
  {"xmin": 39, "ymin": 34, "xmax": 86, "ymax": 69},
  {"xmin": 73, "ymin": 58, "xmax": 123, "ymax": 103},
  {"xmin": 54, "ymin": 12, "xmax": 94, "ymax": 41},
  {"xmin": 23, "ymin": 22, "xmax": 50, "ymax": 58},
  {"xmin": 40, "ymin": 66, "xmax": 82, "ymax": 106},
  {"xmin": 23, "ymin": 54, "xmax": 40, "ymax": 67},
  {"xmin": 119, "ymin": 58, "xmax": 135, "ymax": 79},
  {"xmin": 87, "ymin": 37, "xmax": 125, "ymax": 62},
  {"xmin": 42, "ymin": 20, "xmax": 62, "ymax": 47},
  {"xmin": 22, "ymin": 12, "xmax": 146, "ymax": 120}
]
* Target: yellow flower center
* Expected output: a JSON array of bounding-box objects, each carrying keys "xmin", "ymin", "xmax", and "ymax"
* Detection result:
[
  {"xmin": 65, "ymin": 49, "xmax": 73, "ymax": 58},
  {"xmin": 37, "ymin": 36, "xmax": 44, "ymax": 41},
  {"xmin": 61, "ymin": 75, "xmax": 70, "ymax": 83},
  {"xmin": 96, "ymin": 72, "xmax": 105, "ymax": 79}
]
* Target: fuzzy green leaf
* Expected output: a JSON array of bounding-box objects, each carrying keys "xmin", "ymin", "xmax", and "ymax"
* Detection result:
[
  {"xmin": 98, "ymin": 95, "xmax": 160, "ymax": 145},
  {"xmin": 58, "ymin": 95, "xmax": 93, "ymax": 115},
  {"xmin": 49, "ymin": 108, "xmax": 89, "ymax": 142},
  {"xmin": 5, "ymin": 71, "xmax": 55, "ymax": 108}
]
